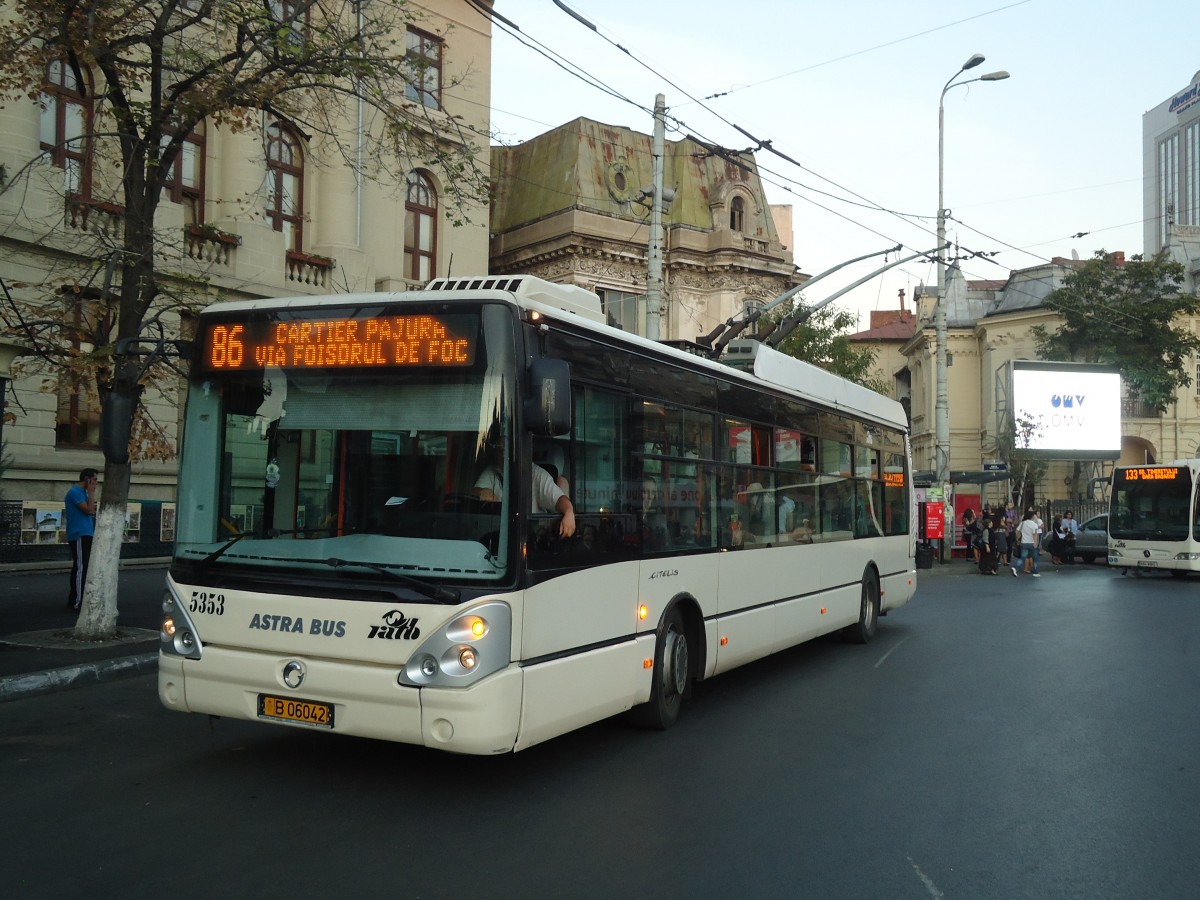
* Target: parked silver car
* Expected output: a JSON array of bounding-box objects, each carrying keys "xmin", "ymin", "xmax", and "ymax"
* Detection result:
[{"xmin": 1042, "ymin": 514, "xmax": 1108, "ymax": 563}]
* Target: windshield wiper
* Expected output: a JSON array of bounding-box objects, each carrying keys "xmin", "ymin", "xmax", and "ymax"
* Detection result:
[
  {"xmin": 325, "ymin": 557, "xmax": 460, "ymax": 603},
  {"xmin": 197, "ymin": 528, "xmax": 333, "ymax": 566},
  {"xmin": 202, "ymin": 530, "xmax": 252, "ymax": 565}
]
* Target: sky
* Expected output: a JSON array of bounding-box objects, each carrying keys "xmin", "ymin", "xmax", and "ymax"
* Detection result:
[{"xmin": 483, "ymin": 0, "xmax": 1200, "ymax": 330}]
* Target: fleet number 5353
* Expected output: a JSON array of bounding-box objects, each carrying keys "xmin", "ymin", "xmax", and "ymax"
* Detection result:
[{"xmin": 190, "ymin": 591, "xmax": 225, "ymax": 615}]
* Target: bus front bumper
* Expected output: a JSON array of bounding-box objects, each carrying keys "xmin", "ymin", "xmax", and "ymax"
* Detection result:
[{"xmin": 159, "ymin": 647, "xmax": 523, "ymax": 755}]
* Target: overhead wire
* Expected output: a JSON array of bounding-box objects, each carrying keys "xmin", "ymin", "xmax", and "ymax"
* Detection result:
[{"xmin": 480, "ymin": 0, "xmax": 1149, "ymax": 306}]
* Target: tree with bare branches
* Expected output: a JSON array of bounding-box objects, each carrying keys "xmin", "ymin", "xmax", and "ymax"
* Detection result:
[{"xmin": 0, "ymin": 0, "xmax": 490, "ymax": 637}]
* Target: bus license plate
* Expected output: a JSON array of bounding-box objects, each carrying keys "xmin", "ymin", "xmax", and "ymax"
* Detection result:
[
  {"xmin": 1137, "ymin": 560, "xmax": 1158, "ymax": 568},
  {"xmin": 258, "ymin": 694, "xmax": 334, "ymax": 729}
]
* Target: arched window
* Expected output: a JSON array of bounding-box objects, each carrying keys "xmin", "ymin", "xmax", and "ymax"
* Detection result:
[
  {"xmin": 40, "ymin": 60, "xmax": 92, "ymax": 198},
  {"xmin": 729, "ymin": 195, "xmax": 745, "ymax": 232},
  {"xmin": 404, "ymin": 170, "xmax": 437, "ymax": 282},
  {"xmin": 265, "ymin": 121, "xmax": 303, "ymax": 251}
]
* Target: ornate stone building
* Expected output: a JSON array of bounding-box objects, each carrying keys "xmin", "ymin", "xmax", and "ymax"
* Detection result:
[
  {"xmin": 0, "ymin": 1, "xmax": 491, "ymax": 549},
  {"xmin": 489, "ymin": 117, "xmax": 803, "ymax": 342}
]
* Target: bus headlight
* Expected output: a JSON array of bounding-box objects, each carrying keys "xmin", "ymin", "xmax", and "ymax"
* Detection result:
[
  {"xmin": 160, "ymin": 583, "xmax": 203, "ymax": 660},
  {"xmin": 1173, "ymin": 552, "xmax": 1200, "ymax": 561},
  {"xmin": 397, "ymin": 601, "xmax": 511, "ymax": 688}
]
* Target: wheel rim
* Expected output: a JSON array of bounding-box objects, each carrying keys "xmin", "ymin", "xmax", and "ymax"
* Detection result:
[
  {"xmin": 864, "ymin": 581, "xmax": 877, "ymax": 629},
  {"xmin": 663, "ymin": 625, "xmax": 688, "ymax": 698}
]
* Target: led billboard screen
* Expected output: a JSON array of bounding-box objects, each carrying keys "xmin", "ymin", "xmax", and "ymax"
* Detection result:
[{"xmin": 1010, "ymin": 361, "xmax": 1121, "ymax": 459}]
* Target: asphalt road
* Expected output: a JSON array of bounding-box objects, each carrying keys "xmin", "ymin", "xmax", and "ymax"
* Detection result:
[{"xmin": 2, "ymin": 561, "xmax": 1198, "ymax": 899}]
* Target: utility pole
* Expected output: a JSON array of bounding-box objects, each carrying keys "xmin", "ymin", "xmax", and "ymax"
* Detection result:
[{"xmin": 645, "ymin": 93, "xmax": 666, "ymax": 341}]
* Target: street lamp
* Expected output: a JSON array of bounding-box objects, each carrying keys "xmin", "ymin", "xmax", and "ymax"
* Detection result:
[{"xmin": 935, "ymin": 54, "xmax": 1009, "ymax": 486}]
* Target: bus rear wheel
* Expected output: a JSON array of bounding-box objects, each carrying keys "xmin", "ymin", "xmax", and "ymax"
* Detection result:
[
  {"xmin": 630, "ymin": 606, "xmax": 690, "ymax": 730},
  {"xmin": 842, "ymin": 571, "xmax": 879, "ymax": 644}
]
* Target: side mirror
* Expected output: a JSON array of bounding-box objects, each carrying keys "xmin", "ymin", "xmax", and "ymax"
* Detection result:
[{"xmin": 525, "ymin": 358, "xmax": 571, "ymax": 436}]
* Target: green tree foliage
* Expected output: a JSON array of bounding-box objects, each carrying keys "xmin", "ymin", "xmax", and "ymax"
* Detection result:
[
  {"xmin": 999, "ymin": 412, "xmax": 1047, "ymax": 509},
  {"xmin": 766, "ymin": 302, "xmax": 890, "ymax": 394},
  {"xmin": 0, "ymin": 0, "xmax": 489, "ymax": 637},
  {"xmin": 1033, "ymin": 251, "xmax": 1200, "ymax": 413}
]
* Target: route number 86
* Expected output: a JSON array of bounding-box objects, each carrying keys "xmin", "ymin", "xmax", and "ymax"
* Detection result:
[{"xmin": 209, "ymin": 325, "xmax": 245, "ymax": 368}]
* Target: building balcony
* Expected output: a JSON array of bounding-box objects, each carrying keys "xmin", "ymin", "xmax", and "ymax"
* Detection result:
[
  {"xmin": 1121, "ymin": 397, "xmax": 1158, "ymax": 419},
  {"xmin": 185, "ymin": 225, "xmax": 240, "ymax": 266},
  {"xmin": 286, "ymin": 250, "xmax": 335, "ymax": 288}
]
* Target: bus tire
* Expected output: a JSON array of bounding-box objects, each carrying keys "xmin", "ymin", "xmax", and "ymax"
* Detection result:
[
  {"xmin": 842, "ymin": 570, "xmax": 879, "ymax": 644},
  {"xmin": 630, "ymin": 606, "xmax": 690, "ymax": 730}
]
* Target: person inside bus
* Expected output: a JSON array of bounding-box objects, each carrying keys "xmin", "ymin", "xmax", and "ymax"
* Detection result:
[
  {"xmin": 534, "ymin": 442, "xmax": 571, "ymax": 497},
  {"xmin": 473, "ymin": 445, "xmax": 576, "ymax": 539},
  {"xmin": 638, "ymin": 474, "xmax": 667, "ymax": 551},
  {"xmin": 777, "ymin": 485, "xmax": 815, "ymax": 543}
]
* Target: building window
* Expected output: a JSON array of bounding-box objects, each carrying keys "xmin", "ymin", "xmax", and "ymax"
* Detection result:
[
  {"xmin": 1160, "ymin": 135, "xmax": 1179, "ymax": 247},
  {"xmin": 162, "ymin": 124, "xmax": 205, "ymax": 225},
  {"xmin": 268, "ymin": 0, "xmax": 306, "ymax": 49},
  {"xmin": 404, "ymin": 170, "xmax": 437, "ymax": 282},
  {"xmin": 265, "ymin": 121, "xmax": 303, "ymax": 251},
  {"xmin": 405, "ymin": 27, "xmax": 442, "ymax": 109},
  {"xmin": 56, "ymin": 291, "xmax": 110, "ymax": 448},
  {"xmin": 40, "ymin": 60, "xmax": 92, "ymax": 198},
  {"xmin": 729, "ymin": 196, "xmax": 745, "ymax": 232},
  {"xmin": 598, "ymin": 288, "xmax": 643, "ymax": 333},
  {"xmin": 1186, "ymin": 120, "xmax": 1200, "ymax": 229}
]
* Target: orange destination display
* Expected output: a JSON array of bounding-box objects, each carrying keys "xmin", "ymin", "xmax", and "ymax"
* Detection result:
[
  {"xmin": 1118, "ymin": 467, "xmax": 1183, "ymax": 482},
  {"xmin": 200, "ymin": 313, "xmax": 477, "ymax": 372}
]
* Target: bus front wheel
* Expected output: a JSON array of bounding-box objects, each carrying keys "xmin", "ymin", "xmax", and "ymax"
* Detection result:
[
  {"xmin": 842, "ymin": 571, "xmax": 880, "ymax": 644},
  {"xmin": 630, "ymin": 606, "xmax": 690, "ymax": 730}
]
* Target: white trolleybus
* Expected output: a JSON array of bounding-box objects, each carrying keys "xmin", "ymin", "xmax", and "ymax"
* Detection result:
[
  {"xmin": 1109, "ymin": 461, "xmax": 1200, "ymax": 576},
  {"xmin": 159, "ymin": 276, "xmax": 917, "ymax": 754}
]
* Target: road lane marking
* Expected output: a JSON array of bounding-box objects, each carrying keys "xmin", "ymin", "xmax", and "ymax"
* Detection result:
[
  {"xmin": 907, "ymin": 856, "xmax": 945, "ymax": 899},
  {"xmin": 874, "ymin": 634, "xmax": 911, "ymax": 669}
]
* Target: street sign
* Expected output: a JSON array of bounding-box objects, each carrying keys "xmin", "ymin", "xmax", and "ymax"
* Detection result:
[{"xmin": 983, "ymin": 463, "xmax": 1008, "ymax": 472}]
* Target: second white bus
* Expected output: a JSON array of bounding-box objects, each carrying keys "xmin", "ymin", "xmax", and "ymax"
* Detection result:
[{"xmin": 1109, "ymin": 461, "xmax": 1200, "ymax": 576}]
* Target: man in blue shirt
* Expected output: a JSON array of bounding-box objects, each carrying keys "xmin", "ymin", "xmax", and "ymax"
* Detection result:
[{"xmin": 65, "ymin": 468, "xmax": 98, "ymax": 610}]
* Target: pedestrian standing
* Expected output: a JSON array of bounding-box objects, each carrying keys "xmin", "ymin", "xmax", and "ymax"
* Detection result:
[
  {"xmin": 978, "ymin": 516, "xmax": 999, "ymax": 574},
  {"xmin": 65, "ymin": 467, "xmax": 98, "ymax": 611},
  {"xmin": 1032, "ymin": 508, "xmax": 1045, "ymax": 572},
  {"xmin": 1049, "ymin": 514, "xmax": 1067, "ymax": 565},
  {"xmin": 1012, "ymin": 509, "xmax": 1041, "ymax": 577},
  {"xmin": 962, "ymin": 508, "xmax": 979, "ymax": 563},
  {"xmin": 1061, "ymin": 510, "xmax": 1079, "ymax": 564}
]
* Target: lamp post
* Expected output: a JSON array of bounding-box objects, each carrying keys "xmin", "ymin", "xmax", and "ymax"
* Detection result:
[{"xmin": 935, "ymin": 54, "xmax": 1009, "ymax": 486}]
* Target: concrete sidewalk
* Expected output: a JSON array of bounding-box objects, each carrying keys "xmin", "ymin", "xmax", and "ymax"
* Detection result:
[{"xmin": 0, "ymin": 564, "xmax": 166, "ymax": 702}]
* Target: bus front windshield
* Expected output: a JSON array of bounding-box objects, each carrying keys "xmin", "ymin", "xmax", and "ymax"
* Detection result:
[
  {"xmin": 1111, "ymin": 466, "xmax": 1196, "ymax": 542},
  {"xmin": 173, "ymin": 304, "xmax": 516, "ymax": 590}
]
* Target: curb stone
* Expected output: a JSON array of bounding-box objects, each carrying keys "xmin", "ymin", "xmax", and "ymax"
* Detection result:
[{"xmin": 0, "ymin": 652, "xmax": 159, "ymax": 703}]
